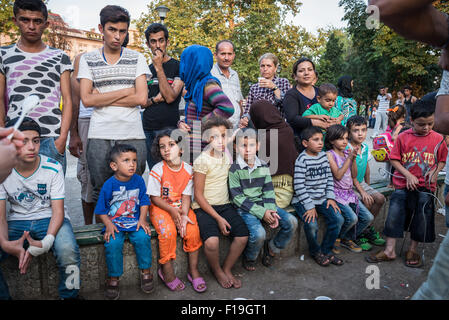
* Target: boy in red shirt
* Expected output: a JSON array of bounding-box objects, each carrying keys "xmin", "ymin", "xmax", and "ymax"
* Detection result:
[{"xmin": 366, "ymin": 99, "xmax": 448, "ymax": 268}]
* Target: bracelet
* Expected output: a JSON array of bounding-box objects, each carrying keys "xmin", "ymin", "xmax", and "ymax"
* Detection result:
[
  {"xmin": 434, "ymin": 13, "xmax": 449, "ymax": 50},
  {"xmin": 272, "ymin": 86, "xmax": 278, "ymax": 91}
]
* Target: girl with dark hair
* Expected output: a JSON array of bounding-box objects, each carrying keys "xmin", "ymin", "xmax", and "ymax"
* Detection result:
[
  {"xmin": 283, "ymin": 58, "xmax": 329, "ymax": 141},
  {"xmin": 335, "ymin": 75, "xmax": 358, "ymax": 126},
  {"xmin": 147, "ymin": 130, "xmax": 206, "ymax": 293},
  {"xmin": 325, "ymin": 124, "xmax": 374, "ymax": 253}
]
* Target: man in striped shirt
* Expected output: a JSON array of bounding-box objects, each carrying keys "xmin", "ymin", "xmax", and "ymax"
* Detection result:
[
  {"xmin": 292, "ymin": 126, "xmax": 344, "ymax": 267},
  {"xmin": 228, "ymin": 129, "xmax": 297, "ymax": 271}
]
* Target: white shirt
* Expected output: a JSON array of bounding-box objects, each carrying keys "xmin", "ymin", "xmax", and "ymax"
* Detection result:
[
  {"xmin": 377, "ymin": 93, "xmax": 392, "ymax": 112},
  {"xmin": 0, "ymin": 156, "xmax": 68, "ymax": 221},
  {"xmin": 211, "ymin": 63, "xmax": 244, "ymax": 128},
  {"xmin": 77, "ymin": 48, "xmax": 151, "ymax": 140}
]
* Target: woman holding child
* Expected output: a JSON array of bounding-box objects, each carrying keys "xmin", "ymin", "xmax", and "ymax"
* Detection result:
[{"xmin": 283, "ymin": 57, "xmax": 329, "ymax": 140}]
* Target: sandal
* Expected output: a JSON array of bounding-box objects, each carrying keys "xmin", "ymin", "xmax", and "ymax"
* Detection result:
[
  {"xmin": 405, "ymin": 251, "xmax": 423, "ymax": 268},
  {"xmin": 312, "ymin": 252, "xmax": 330, "ymax": 267},
  {"xmin": 140, "ymin": 271, "xmax": 154, "ymax": 293},
  {"xmin": 158, "ymin": 269, "xmax": 185, "ymax": 292},
  {"xmin": 242, "ymin": 257, "xmax": 257, "ymax": 271},
  {"xmin": 365, "ymin": 250, "xmax": 396, "ymax": 263},
  {"xmin": 327, "ymin": 254, "xmax": 344, "ymax": 266},
  {"xmin": 104, "ymin": 278, "xmax": 120, "ymax": 300},
  {"xmin": 261, "ymin": 240, "xmax": 275, "ymax": 267},
  {"xmin": 187, "ymin": 273, "xmax": 207, "ymax": 293}
]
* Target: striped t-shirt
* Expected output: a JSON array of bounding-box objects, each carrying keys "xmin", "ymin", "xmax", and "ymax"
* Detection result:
[
  {"xmin": 292, "ymin": 151, "xmax": 335, "ymax": 210},
  {"xmin": 77, "ymin": 48, "xmax": 151, "ymax": 140}
]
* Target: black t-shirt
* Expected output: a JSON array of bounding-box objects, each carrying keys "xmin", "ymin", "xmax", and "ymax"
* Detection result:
[{"xmin": 142, "ymin": 58, "xmax": 182, "ymax": 131}]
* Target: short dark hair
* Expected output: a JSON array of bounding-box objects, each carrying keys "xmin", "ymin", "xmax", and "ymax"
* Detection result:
[
  {"xmin": 215, "ymin": 40, "xmax": 235, "ymax": 53},
  {"xmin": 410, "ymin": 99, "xmax": 435, "ymax": 120},
  {"xmin": 235, "ymin": 128, "xmax": 258, "ymax": 145},
  {"xmin": 292, "ymin": 57, "xmax": 316, "ymax": 79},
  {"xmin": 109, "ymin": 144, "xmax": 137, "ymax": 163},
  {"xmin": 144, "ymin": 23, "xmax": 169, "ymax": 43},
  {"xmin": 346, "ymin": 115, "xmax": 367, "ymax": 131},
  {"xmin": 13, "ymin": 0, "xmax": 48, "ymax": 20},
  {"xmin": 151, "ymin": 129, "xmax": 184, "ymax": 163},
  {"xmin": 300, "ymin": 126, "xmax": 322, "ymax": 142},
  {"xmin": 100, "ymin": 5, "xmax": 130, "ymax": 28},
  {"xmin": 317, "ymin": 83, "xmax": 338, "ymax": 97},
  {"xmin": 6, "ymin": 117, "xmax": 41, "ymax": 136},
  {"xmin": 122, "ymin": 32, "xmax": 129, "ymax": 47},
  {"xmin": 403, "ymin": 85, "xmax": 412, "ymax": 91},
  {"xmin": 202, "ymin": 116, "xmax": 232, "ymax": 141},
  {"xmin": 325, "ymin": 124, "xmax": 348, "ymax": 150}
]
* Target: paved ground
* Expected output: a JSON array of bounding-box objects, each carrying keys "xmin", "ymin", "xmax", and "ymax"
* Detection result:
[{"xmin": 64, "ymin": 128, "xmax": 449, "ymax": 300}]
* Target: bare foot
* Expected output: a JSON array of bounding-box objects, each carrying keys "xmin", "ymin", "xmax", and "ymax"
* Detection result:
[
  {"xmin": 224, "ymin": 270, "xmax": 241, "ymax": 289},
  {"xmin": 213, "ymin": 269, "xmax": 233, "ymax": 289},
  {"xmin": 161, "ymin": 265, "xmax": 184, "ymax": 291}
]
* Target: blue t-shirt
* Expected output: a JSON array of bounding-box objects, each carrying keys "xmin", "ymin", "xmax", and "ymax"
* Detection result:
[{"xmin": 95, "ymin": 174, "xmax": 150, "ymax": 232}]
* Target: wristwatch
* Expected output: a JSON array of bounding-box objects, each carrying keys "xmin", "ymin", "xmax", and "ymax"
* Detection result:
[
  {"xmin": 272, "ymin": 86, "xmax": 278, "ymax": 91},
  {"xmin": 433, "ymin": 13, "xmax": 449, "ymax": 50},
  {"xmin": 150, "ymin": 97, "xmax": 156, "ymax": 105}
]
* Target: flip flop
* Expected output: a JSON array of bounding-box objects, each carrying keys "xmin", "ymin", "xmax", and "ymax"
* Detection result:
[
  {"xmin": 158, "ymin": 269, "xmax": 185, "ymax": 292},
  {"xmin": 405, "ymin": 251, "xmax": 423, "ymax": 268},
  {"xmin": 187, "ymin": 273, "xmax": 207, "ymax": 293}
]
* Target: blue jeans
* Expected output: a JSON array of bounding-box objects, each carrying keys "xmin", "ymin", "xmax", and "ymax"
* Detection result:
[
  {"xmin": 293, "ymin": 202, "xmax": 344, "ymax": 256},
  {"xmin": 104, "ymin": 228, "xmax": 152, "ymax": 277},
  {"xmin": 144, "ymin": 128, "xmax": 176, "ymax": 171},
  {"xmin": 39, "ymin": 137, "xmax": 67, "ymax": 175},
  {"xmin": 338, "ymin": 202, "xmax": 374, "ymax": 240},
  {"xmin": 0, "ymin": 218, "xmax": 80, "ymax": 299},
  {"xmin": 238, "ymin": 207, "xmax": 298, "ymax": 261},
  {"xmin": 444, "ymin": 184, "xmax": 449, "ymax": 228},
  {"xmin": 412, "ymin": 229, "xmax": 449, "ymax": 299},
  {"xmin": 0, "ymin": 268, "xmax": 10, "ymax": 300}
]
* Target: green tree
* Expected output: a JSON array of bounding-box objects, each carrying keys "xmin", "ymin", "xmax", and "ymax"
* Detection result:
[
  {"xmin": 135, "ymin": 0, "xmax": 325, "ymax": 95},
  {"xmin": 316, "ymin": 30, "xmax": 345, "ymax": 85},
  {"xmin": 0, "ymin": 0, "xmax": 18, "ymax": 45}
]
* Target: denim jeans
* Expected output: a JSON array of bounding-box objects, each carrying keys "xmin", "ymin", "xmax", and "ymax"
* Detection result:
[
  {"xmin": 104, "ymin": 228, "xmax": 152, "ymax": 277},
  {"xmin": 412, "ymin": 229, "xmax": 449, "ymax": 300},
  {"xmin": 0, "ymin": 218, "xmax": 80, "ymax": 299},
  {"xmin": 0, "ymin": 268, "xmax": 10, "ymax": 300},
  {"xmin": 39, "ymin": 137, "xmax": 67, "ymax": 175},
  {"xmin": 444, "ymin": 184, "xmax": 449, "ymax": 228},
  {"xmin": 293, "ymin": 202, "xmax": 344, "ymax": 256},
  {"xmin": 238, "ymin": 207, "xmax": 298, "ymax": 261},
  {"xmin": 338, "ymin": 202, "xmax": 374, "ymax": 240}
]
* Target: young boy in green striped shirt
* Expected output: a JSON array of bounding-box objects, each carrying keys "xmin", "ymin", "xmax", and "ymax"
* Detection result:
[{"xmin": 228, "ymin": 129, "xmax": 297, "ymax": 271}]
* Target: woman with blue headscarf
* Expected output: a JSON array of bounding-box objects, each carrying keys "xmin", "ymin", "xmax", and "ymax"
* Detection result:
[{"xmin": 177, "ymin": 45, "xmax": 234, "ymax": 162}]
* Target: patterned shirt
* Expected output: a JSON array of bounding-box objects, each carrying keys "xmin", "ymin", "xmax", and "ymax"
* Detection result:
[
  {"xmin": 228, "ymin": 156, "xmax": 277, "ymax": 219},
  {"xmin": 245, "ymin": 76, "xmax": 290, "ymax": 114},
  {"xmin": 0, "ymin": 45, "xmax": 72, "ymax": 137}
]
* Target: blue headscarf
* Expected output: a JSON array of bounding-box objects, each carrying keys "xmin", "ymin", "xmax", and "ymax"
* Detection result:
[{"xmin": 180, "ymin": 45, "xmax": 221, "ymax": 119}]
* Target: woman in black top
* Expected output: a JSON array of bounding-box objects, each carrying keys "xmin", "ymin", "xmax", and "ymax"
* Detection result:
[{"xmin": 283, "ymin": 58, "xmax": 329, "ymax": 139}]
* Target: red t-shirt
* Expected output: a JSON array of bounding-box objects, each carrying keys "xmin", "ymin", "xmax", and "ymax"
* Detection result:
[{"xmin": 390, "ymin": 129, "xmax": 448, "ymax": 191}]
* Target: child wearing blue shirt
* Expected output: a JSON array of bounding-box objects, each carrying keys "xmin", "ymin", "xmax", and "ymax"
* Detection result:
[{"xmin": 95, "ymin": 144, "xmax": 153, "ymax": 300}]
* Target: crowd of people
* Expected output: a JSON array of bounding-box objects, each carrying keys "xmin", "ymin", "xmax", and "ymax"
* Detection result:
[{"xmin": 0, "ymin": 0, "xmax": 448, "ymax": 300}]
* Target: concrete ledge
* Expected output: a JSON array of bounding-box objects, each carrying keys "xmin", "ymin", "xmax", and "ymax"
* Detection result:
[{"xmin": 1, "ymin": 178, "xmax": 446, "ymax": 299}]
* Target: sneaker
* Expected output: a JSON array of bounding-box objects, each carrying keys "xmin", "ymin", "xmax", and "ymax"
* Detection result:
[
  {"xmin": 340, "ymin": 239, "xmax": 362, "ymax": 253},
  {"xmin": 365, "ymin": 227, "xmax": 386, "ymax": 246},
  {"xmin": 332, "ymin": 238, "xmax": 341, "ymax": 254},
  {"xmin": 355, "ymin": 237, "xmax": 373, "ymax": 251}
]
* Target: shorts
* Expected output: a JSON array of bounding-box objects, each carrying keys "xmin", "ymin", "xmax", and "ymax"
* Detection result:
[
  {"xmin": 383, "ymin": 188, "xmax": 435, "ymax": 243},
  {"xmin": 194, "ymin": 203, "xmax": 249, "ymax": 241}
]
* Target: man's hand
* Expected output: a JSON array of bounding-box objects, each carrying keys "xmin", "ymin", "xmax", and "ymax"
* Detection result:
[
  {"xmin": 239, "ymin": 117, "xmax": 249, "ymax": 129},
  {"xmin": 178, "ymin": 121, "xmax": 191, "ymax": 133},
  {"xmin": 68, "ymin": 132, "xmax": 83, "ymax": 158},
  {"xmin": 0, "ymin": 127, "xmax": 25, "ymax": 149},
  {"xmin": 259, "ymin": 78, "xmax": 276, "ymax": 90},
  {"xmin": 152, "ymin": 49, "xmax": 164, "ymax": 72}
]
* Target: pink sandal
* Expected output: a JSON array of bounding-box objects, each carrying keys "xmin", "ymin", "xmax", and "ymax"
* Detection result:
[
  {"xmin": 158, "ymin": 269, "xmax": 185, "ymax": 291},
  {"xmin": 187, "ymin": 273, "xmax": 207, "ymax": 293}
]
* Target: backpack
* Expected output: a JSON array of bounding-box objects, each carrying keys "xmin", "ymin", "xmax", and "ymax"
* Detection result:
[{"xmin": 371, "ymin": 132, "xmax": 393, "ymax": 162}]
